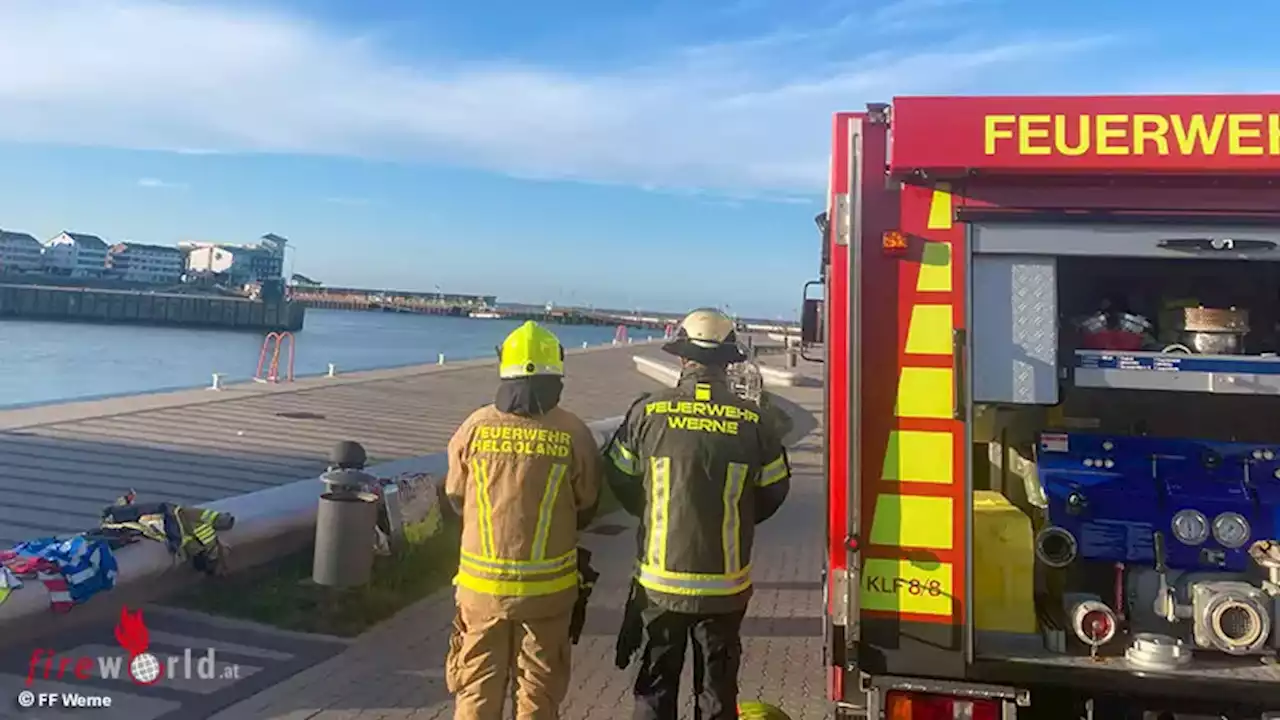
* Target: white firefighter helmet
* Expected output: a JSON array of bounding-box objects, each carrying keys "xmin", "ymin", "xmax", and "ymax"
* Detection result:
[{"xmin": 662, "ymin": 307, "xmax": 747, "ymax": 365}]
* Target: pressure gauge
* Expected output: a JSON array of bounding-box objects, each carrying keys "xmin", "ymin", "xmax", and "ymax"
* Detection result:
[
  {"xmin": 1171, "ymin": 509, "xmax": 1209, "ymax": 545},
  {"xmin": 1212, "ymin": 512, "xmax": 1251, "ymax": 549}
]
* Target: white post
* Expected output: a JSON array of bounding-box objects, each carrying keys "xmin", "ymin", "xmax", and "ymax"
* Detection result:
[
  {"xmin": 612, "ymin": 338, "xmax": 619, "ymax": 346},
  {"xmin": 438, "ymin": 353, "xmax": 446, "ymax": 365},
  {"xmin": 582, "ymin": 341, "xmax": 589, "ymax": 349},
  {"xmin": 327, "ymin": 363, "xmax": 337, "ymax": 377},
  {"xmin": 209, "ymin": 373, "xmax": 223, "ymax": 391},
  {"xmin": 627, "ymin": 337, "xmax": 633, "ymax": 344}
]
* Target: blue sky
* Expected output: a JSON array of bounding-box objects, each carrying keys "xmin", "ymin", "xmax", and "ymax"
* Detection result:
[{"xmin": 0, "ymin": 0, "xmax": 1270, "ymax": 318}]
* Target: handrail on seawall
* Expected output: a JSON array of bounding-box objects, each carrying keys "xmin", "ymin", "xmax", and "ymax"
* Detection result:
[{"xmin": 0, "ymin": 415, "xmax": 625, "ymax": 647}]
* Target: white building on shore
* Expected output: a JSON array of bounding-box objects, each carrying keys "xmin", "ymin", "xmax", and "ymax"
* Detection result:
[
  {"xmin": 0, "ymin": 230, "xmax": 44, "ymax": 273},
  {"xmin": 42, "ymin": 232, "xmax": 108, "ymax": 277},
  {"xmin": 106, "ymin": 242, "xmax": 185, "ymax": 284},
  {"xmin": 182, "ymin": 233, "xmax": 287, "ymax": 286}
]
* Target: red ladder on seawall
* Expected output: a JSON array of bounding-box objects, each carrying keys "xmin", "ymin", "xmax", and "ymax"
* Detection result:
[{"xmin": 255, "ymin": 332, "xmax": 296, "ymax": 383}]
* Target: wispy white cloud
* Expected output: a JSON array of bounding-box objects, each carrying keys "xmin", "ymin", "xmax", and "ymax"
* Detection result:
[
  {"xmin": 136, "ymin": 177, "xmax": 187, "ymax": 189},
  {"xmin": 0, "ymin": 0, "xmax": 1109, "ymax": 195},
  {"xmin": 324, "ymin": 196, "xmax": 375, "ymax": 207}
]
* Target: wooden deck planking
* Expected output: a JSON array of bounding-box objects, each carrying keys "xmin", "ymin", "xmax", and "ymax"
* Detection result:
[{"xmin": 0, "ymin": 345, "xmax": 665, "ymax": 545}]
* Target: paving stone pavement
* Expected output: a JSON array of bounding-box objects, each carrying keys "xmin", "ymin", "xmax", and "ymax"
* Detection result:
[
  {"xmin": 195, "ymin": 382, "xmax": 831, "ymax": 720},
  {"xmin": 0, "ymin": 605, "xmax": 351, "ymax": 720}
]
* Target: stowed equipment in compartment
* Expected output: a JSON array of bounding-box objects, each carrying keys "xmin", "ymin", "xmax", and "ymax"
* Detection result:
[{"xmin": 1034, "ymin": 431, "xmax": 1280, "ymax": 660}]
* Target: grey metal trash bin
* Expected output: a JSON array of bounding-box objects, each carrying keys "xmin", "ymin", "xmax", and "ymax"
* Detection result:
[{"xmin": 312, "ymin": 491, "xmax": 379, "ymax": 587}]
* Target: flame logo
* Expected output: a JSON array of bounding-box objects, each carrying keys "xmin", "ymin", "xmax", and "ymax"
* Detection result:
[{"xmin": 114, "ymin": 607, "xmax": 159, "ymax": 685}]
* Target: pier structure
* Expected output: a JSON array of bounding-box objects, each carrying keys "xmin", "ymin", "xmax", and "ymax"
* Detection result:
[
  {"xmin": 289, "ymin": 286, "xmax": 494, "ymax": 315},
  {"xmin": 0, "ymin": 339, "xmax": 826, "ymax": 719},
  {"xmin": 0, "ymin": 283, "xmax": 304, "ymax": 331},
  {"xmin": 291, "ymin": 285, "xmax": 803, "ymax": 334}
]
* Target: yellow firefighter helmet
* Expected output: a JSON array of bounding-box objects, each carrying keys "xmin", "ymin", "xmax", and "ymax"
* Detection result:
[
  {"xmin": 497, "ymin": 321, "xmax": 565, "ymax": 379},
  {"xmin": 662, "ymin": 307, "xmax": 747, "ymax": 365}
]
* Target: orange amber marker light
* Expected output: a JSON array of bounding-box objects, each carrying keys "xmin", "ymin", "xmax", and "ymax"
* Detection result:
[{"xmin": 882, "ymin": 230, "xmax": 908, "ymax": 256}]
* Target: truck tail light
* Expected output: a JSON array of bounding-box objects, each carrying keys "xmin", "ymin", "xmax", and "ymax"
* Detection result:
[
  {"xmin": 885, "ymin": 691, "xmax": 1001, "ymax": 720},
  {"xmin": 882, "ymin": 230, "xmax": 908, "ymax": 256}
]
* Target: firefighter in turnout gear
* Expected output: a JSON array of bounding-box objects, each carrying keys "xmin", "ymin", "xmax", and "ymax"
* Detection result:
[
  {"xmin": 444, "ymin": 321, "xmax": 604, "ymax": 720},
  {"xmin": 605, "ymin": 308, "xmax": 792, "ymax": 720}
]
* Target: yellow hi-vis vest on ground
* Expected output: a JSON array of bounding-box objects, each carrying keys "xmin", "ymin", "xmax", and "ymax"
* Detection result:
[{"xmin": 445, "ymin": 404, "xmax": 603, "ymax": 615}]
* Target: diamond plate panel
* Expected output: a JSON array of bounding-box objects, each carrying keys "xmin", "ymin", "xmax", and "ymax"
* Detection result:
[{"xmin": 972, "ymin": 255, "xmax": 1059, "ymax": 405}]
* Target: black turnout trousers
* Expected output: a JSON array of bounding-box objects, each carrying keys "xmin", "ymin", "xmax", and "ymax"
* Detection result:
[{"xmin": 633, "ymin": 606, "xmax": 747, "ymax": 720}]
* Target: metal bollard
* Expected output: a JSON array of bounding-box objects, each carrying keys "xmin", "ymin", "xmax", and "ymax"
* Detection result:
[
  {"xmin": 312, "ymin": 441, "xmax": 380, "ymax": 587},
  {"xmin": 327, "ymin": 363, "xmax": 337, "ymax": 377},
  {"xmin": 209, "ymin": 373, "xmax": 223, "ymax": 391},
  {"xmin": 438, "ymin": 353, "xmax": 446, "ymax": 365},
  {"xmin": 786, "ymin": 348, "xmax": 798, "ymax": 368},
  {"xmin": 313, "ymin": 491, "xmax": 378, "ymax": 587}
]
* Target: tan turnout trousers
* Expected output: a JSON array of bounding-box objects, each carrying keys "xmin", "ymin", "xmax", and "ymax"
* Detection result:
[{"xmin": 446, "ymin": 603, "xmax": 573, "ymax": 720}]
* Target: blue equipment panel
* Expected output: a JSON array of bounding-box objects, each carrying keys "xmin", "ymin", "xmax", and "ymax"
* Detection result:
[
  {"xmin": 1037, "ymin": 432, "xmax": 1280, "ymax": 572},
  {"xmin": 1075, "ymin": 350, "xmax": 1280, "ymax": 375}
]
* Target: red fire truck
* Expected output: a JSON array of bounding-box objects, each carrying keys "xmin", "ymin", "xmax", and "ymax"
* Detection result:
[{"xmin": 804, "ymin": 96, "xmax": 1280, "ymax": 719}]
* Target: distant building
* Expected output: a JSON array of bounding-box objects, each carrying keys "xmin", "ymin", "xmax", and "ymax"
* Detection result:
[
  {"xmin": 0, "ymin": 230, "xmax": 44, "ymax": 273},
  {"xmin": 184, "ymin": 244, "xmax": 241, "ymax": 279},
  {"xmin": 183, "ymin": 233, "xmax": 287, "ymax": 285},
  {"xmin": 43, "ymin": 231, "xmax": 108, "ymax": 277},
  {"xmin": 106, "ymin": 242, "xmax": 185, "ymax": 284}
]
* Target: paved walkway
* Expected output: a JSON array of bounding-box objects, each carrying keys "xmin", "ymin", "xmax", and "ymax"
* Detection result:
[
  {"xmin": 0, "ymin": 342, "xmax": 662, "ymax": 544},
  {"xmin": 2, "ymin": 351, "xmax": 830, "ymax": 720},
  {"xmin": 201, "ymin": 382, "xmax": 829, "ymax": 720}
]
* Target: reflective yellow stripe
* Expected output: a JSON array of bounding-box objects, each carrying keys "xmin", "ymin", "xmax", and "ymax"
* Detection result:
[
  {"xmin": 637, "ymin": 562, "xmax": 752, "ymax": 597},
  {"xmin": 895, "ymin": 367, "xmax": 953, "ymax": 419},
  {"xmin": 861, "ymin": 558, "xmax": 952, "ymax": 615},
  {"xmin": 882, "ymin": 430, "xmax": 953, "ymax": 484},
  {"xmin": 869, "ymin": 494, "xmax": 954, "ymax": 549},
  {"xmin": 455, "ymin": 571, "xmax": 578, "ymax": 597},
  {"xmin": 759, "ymin": 455, "xmax": 788, "ymax": 487},
  {"xmin": 472, "ymin": 458, "xmax": 497, "ymax": 558},
  {"xmin": 647, "ymin": 457, "xmax": 671, "ymax": 569},
  {"xmin": 531, "ymin": 463, "xmax": 567, "ymax": 561},
  {"xmin": 695, "ymin": 383, "xmax": 712, "ymax": 401},
  {"xmin": 904, "ymin": 305, "xmax": 953, "ymax": 356},
  {"xmin": 460, "ymin": 548, "xmax": 576, "ymax": 575},
  {"xmin": 722, "ymin": 463, "xmax": 747, "ymax": 573},
  {"xmin": 456, "ymin": 548, "xmax": 578, "ymax": 597},
  {"xmin": 192, "ymin": 525, "xmax": 216, "ymax": 544},
  {"xmin": 499, "ymin": 362, "xmax": 562, "ymax": 379},
  {"xmin": 608, "ymin": 441, "xmax": 638, "ymax": 474},
  {"xmin": 926, "ymin": 184, "xmax": 953, "ymax": 230}
]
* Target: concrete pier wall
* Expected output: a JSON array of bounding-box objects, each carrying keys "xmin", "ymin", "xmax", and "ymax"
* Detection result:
[{"xmin": 0, "ymin": 284, "xmax": 305, "ymax": 331}]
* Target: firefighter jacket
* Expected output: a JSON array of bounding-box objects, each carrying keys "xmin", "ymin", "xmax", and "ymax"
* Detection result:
[
  {"xmin": 446, "ymin": 404, "xmax": 603, "ymax": 619},
  {"xmin": 604, "ymin": 367, "xmax": 792, "ymax": 614}
]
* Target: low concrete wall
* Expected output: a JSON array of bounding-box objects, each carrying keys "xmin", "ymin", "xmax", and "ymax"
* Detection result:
[
  {"xmin": 0, "ymin": 416, "xmax": 623, "ymax": 648},
  {"xmin": 633, "ymin": 355, "xmax": 681, "ymax": 385}
]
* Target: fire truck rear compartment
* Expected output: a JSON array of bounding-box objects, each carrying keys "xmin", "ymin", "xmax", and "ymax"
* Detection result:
[{"xmin": 967, "ymin": 220, "xmax": 1280, "ymax": 683}]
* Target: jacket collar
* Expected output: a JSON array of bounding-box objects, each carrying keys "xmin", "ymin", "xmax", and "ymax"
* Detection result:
[{"xmin": 677, "ymin": 364, "xmax": 730, "ymax": 390}]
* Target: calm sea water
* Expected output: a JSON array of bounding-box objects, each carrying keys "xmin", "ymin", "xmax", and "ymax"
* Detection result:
[{"xmin": 0, "ymin": 309, "xmax": 632, "ymax": 409}]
